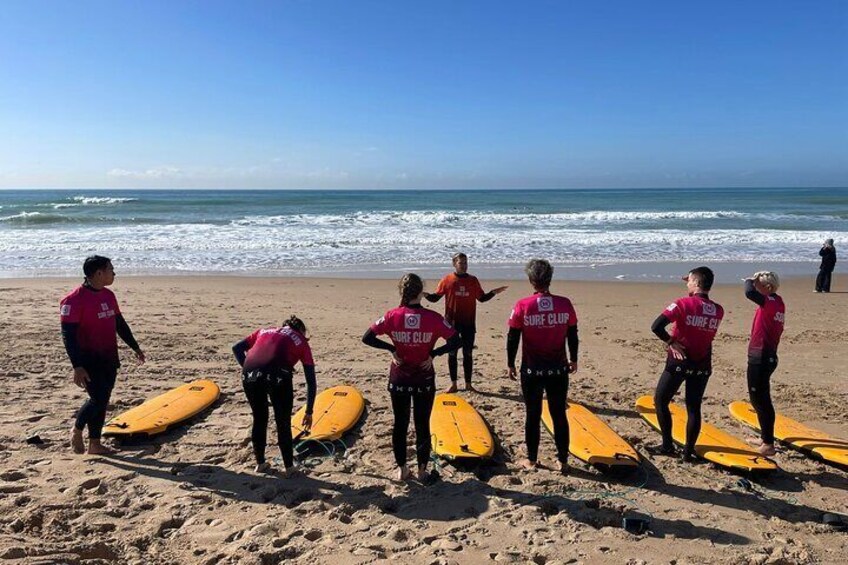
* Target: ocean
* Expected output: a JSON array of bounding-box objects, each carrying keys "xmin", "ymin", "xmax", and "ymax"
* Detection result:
[{"xmin": 0, "ymin": 188, "xmax": 844, "ymax": 281}]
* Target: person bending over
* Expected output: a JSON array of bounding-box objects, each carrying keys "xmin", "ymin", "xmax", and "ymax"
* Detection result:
[{"xmin": 233, "ymin": 315, "xmax": 316, "ymax": 476}]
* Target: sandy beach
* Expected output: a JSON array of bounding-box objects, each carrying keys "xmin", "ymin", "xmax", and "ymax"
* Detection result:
[{"xmin": 0, "ymin": 274, "xmax": 845, "ymax": 564}]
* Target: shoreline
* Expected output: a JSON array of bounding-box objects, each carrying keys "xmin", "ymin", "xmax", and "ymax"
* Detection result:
[{"xmin": 0, "ymin": 259, "xmax": 829, "ymax": 283}]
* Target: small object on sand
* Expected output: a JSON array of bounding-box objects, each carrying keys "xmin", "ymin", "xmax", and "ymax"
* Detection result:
[
  {"xmin": 622, "ymin": 514, "xmax": 651, "ymax": 535},
  {"xmin": 823, "ymin": 513, "xmax": 847, "ymax": 531},
  {"xmin": 25, "ymin": 434, "xmax": 43, "ymax": 445}
]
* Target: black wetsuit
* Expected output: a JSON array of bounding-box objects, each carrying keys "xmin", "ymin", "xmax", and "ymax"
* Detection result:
[
  {"xmin": 362, "ymin": 305, "xmax": 462, "ymax": 468},
  {"xmin": 744, "ymin": 280, "xmax": 782, "ymax": 444},
  {"xmin": 62, "ymin": 301, "xmax": 139, "ymax": 441},
  {"xmin": 425, "ymin": 276, "xmax": 495, "ymax": 385},
  {"xmin": 507, "ymin": 326, "xmax": 578, "ymax": 464},
  {"xmin": 816, "ymin": 246, "xmax": 836, "ymax": 292},
  {"xmin": 650, "ymin": 299, "xmax": 718, "ymax": 458},
  {"xmin": 232, "ymin": 340, "xmax": 316, "ymax": 467}
]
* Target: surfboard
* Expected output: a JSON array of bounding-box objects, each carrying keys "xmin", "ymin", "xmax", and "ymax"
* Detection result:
[
  {"xmin": 430, "ymin": 393, "xmax": 494, "ymax": 459},
  {"xmin": 291, "ymin": 385, "xmax": 365, "ymax": 442},
  {"xmin": 542, "ymin": 400, "xmax": 640, "ymax": 468},
  {"xmin": 103, "ymin": 379, "xmax": 220, "ymax": 436},
  {"xmin": 729, "ymin": 401, "xmax": 848, "ymax": 467},
  {"xmin": 635, "ymin": 395, "xmax": 777, "ymax": 472}
]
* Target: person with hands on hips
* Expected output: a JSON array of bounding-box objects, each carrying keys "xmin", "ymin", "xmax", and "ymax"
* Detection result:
[{"xmin": 362, "ymin": 273, "xmax": 461, "ymax": 482}]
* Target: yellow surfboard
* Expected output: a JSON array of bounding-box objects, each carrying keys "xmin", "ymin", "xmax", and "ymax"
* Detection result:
[
  {"xmin": 291, "ymin": 385, "xmax": 365, "ymax": 442},
  {"xmin": 431, "ymin": 393, "xmax": 494, "ymax": 459},
  {"xmin": 635, "ymin": 395, "xmax": 777, "ymax": 472},
  {"xmin": 542, "ymin": 400, "xmax": 640, "ymax": 468},
  {"xmin": 729, "ymin": 401, "xmax": 848, "ymax": 467},
  {"xmin": 103, "ymin": 379, "xmax": 220, "ymax": 436}
]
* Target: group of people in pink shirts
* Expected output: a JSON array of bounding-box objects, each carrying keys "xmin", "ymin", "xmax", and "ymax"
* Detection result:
[{"xmin": 60, "ymin": 253, "xmax": 784, "ymax": 483}]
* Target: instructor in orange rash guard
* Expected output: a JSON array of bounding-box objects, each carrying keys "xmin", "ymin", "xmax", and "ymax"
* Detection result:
[{"xmin": 425, "ymin": 253, "xmax": 507, "ymax": 392}]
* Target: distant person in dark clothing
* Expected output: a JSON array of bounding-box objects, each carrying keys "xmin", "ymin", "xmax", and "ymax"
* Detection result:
[{"xmin": 815, "ymin": 239, "xmax": 836, "ymax": 293}]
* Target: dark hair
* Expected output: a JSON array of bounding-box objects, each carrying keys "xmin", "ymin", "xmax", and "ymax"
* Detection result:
[
  {"xmin": 283, "ymin": 315, "xmax": 307, "ymax": 334},
  {"xmin": 83, "ymin": 255, "xmax": 112, "ymax": 278},
  {"xmin": 398, "ymin": 273, "xmax": 424, "ymax": 306},
  {"xmin": 689, "ymin": 266, "xmax": 714, "ymax": 291},
  {"xmin": 452, "ymin": 252, "xmax": 467, "ymax": 264},
  {"xmin": 525, "ymin": 258, "xmax": 553, "ymax": 290}
]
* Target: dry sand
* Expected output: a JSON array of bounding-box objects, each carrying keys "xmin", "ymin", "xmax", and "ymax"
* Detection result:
[{"xmin": 0, "ymin": 275, "xmax": 846, "ymax": 564}]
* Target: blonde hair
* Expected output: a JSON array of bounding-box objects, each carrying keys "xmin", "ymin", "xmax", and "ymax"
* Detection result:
[
  {"xmin": 753, "ymin": 271, "xmax": 780, "ymax": 292},
  {"xmin": 398, "ymin": 273, "xmax": 424, "ymax": 306}
]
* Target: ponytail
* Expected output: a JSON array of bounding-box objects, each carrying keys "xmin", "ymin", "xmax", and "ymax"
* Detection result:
[
  {"xmin": 283, "ymin": 315, "xmax": 307, "ymax": 335},
  {"xmin": 398, "ymin": 273, "xmax": 424, "ymax": 306}
]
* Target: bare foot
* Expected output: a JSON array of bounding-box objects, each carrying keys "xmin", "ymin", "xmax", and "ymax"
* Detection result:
[
  {"xmin": 445, "ymin": 383, "xmax": 458, "ymax": 394},
  {"xmin": 757, "ymin": 443, "xmax": 777, "ymax": 457},
  {"xmin": 87, "ymin": 441, "xmax": 116, "ymax": 456},
  {"xmin": 395, "ymin": 466, "xmax": 411, "ymax": 481},
  {"xmin": 559, "ymin": 461, "xmax": 570, "ymax": 475},
  {"xmin": 281, "ymin": 466, "xmax": 302, "ymax": 478},
  {"xmin": 254, "ymin": 462, "xmax": 272, "ymax": 474},
  {"xmin": 71, "ymin": 429, "xmax": 85, "ymax": 454},
  {"xmin": 518, "ymin": 458, "xmax": 537, "ymax": 470},
  {"xmin": 465, "ymin": 383, "xmax": 477, "ymax": 393},
  {"xmin": 416, "ymin": 464, "xmax": 428, "ymax": 480}
]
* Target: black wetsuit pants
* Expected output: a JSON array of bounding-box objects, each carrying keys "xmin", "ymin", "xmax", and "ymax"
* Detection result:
[
  {"xmin": 815, "ymin": 269, "xmax": 833, "ymax": 292},
  {"xmin": 243, "ymin": 371, "xmax": 294, "ymax": 467},
  {"xmin": 447, "ymin": 324, "xmax": 476, "ymax": 384},
  {"xmin": 521, "ymin": 368, "xmax": 570, "ymax": 464},
  {"xmin": 390, "ymin": 389, "xmax": 435, "ymax": 468},
  {"xmin": 74, "ymin": 362, "xmax": 118, "ymax": 440},
  {"xmin": 747, "ymin": 355, "xmax": 779, "ymax": 444},
  {"xmin": 654, "ymin": 360, "xmax": 711, "ymax": 455}
]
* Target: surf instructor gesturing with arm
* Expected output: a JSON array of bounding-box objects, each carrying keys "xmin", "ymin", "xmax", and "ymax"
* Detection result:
[
  {"xmin": 506, "ymin": 259, "xmax": 578, "ymax": 475},
  {"xmin": 362, "ymin": 273, "xmax": 461, "ymax": 481},
  {"xmin": 425, "ymin": 253, "xmax": 508, "ymax": 393}
]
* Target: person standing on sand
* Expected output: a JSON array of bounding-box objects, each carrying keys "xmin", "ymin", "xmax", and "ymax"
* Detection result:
[
  {"xmin": 506, "ymin": 259, "xmax": 578, "ymax": 475},
  {"xmin": 743, "ymin": 271, "xmax": 785, "ymax": 457},
  {"xmin": 649, "ymin": 266, "xmax": 724, "ymax": 463},
  {"xmin": 425, "ymin": 253, "xmax": 508, "ymax": 393},
  {"xmin": 362, "ymin": 273, "xmax": 461, "ymax": 481},
  {"xmin": 815, "ymin": 239, "xmax": 837, "ymax": 293},
  {"xmin": 232, "ymin": 315, "xmax": 316, "ymax": 476},
  {"xmin": 60, "ymin": 256, "xmax": 145, "ymax": 455}
]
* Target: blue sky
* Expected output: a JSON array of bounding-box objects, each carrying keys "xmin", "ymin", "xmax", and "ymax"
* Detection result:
[{"xmin": 0, "ymin": 0, "xmax": 846, "ymax": 189}]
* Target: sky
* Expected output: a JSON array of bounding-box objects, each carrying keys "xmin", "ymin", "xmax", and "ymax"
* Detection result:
[{"xmin": 0, "ymin": 0, "xmax": 846, "ymax": 189}]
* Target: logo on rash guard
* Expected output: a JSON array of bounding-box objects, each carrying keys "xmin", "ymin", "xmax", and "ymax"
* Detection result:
[
  {"xmin": 282, "ymin": 327, "xmax": 302, "ymax": 345},
  {"xmin": 456, "ymin": 285, "xmax": 469, "ymax": 297},
  {"xmin": 524, "ymin": 312, "xmax": 570, "ymax": 327},
  {"xmin": 537, "ymin": 296, "xmax": 553, "ymax": 312},
  {"xmin": 701, "ymin": 302, "xmax": 717, "ymax": 316},
  {"xmin": 97, "ymin": 302, "xmax": 115, "ymax": 320},
  {"xmin": 404, "ymin": 314, "xmax": 421, "ymax": 329},
  {"xmin": 60, "ymin": 304, "xmax": 71, "ymax": 316},
  {"xmin": 442, "ymin": 319, "xmax": 452, "ymax": 329}
]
